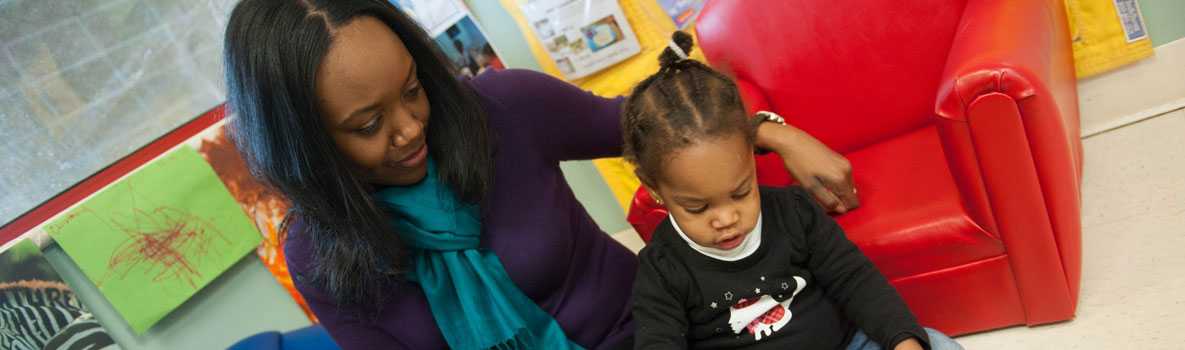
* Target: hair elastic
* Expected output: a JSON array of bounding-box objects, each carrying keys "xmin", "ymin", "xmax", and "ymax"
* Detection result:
[{"xmin": 667, "ymin": 40, "xmax": 688, "ymax": 61}]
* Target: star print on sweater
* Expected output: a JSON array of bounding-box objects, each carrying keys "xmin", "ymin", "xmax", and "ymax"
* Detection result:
[{"xmin": 726, "ymin": 276, "xmax": 807, "ymax": 341}]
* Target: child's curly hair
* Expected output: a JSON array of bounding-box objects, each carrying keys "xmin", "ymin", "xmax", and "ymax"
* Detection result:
[{"xmin": 622, "ymin": 31, "xmax": 756, "ymax": 185}]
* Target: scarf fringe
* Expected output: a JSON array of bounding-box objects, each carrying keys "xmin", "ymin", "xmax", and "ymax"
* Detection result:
[{"xmin": 488, "ymin": 328, "xmax": 531, "ymax": 350}]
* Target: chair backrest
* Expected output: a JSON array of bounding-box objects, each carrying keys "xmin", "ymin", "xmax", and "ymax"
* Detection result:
[{"xmin": 696, "ymin": 0, "xmax": 969, "ymax": 153}]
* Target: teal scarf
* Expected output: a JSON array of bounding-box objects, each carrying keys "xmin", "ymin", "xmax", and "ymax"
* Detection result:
[{"xmin": 374, "ymin": 159, "xmax": 582, "ymax": 350}]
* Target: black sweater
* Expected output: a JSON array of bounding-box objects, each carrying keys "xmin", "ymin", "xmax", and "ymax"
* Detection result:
[{"xmin": 632, "ymin": 187, "xmax": 929, "ymax": 349}]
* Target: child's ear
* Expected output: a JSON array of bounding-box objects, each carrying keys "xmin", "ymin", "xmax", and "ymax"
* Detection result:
[{"xmin": 635, "ymin": 169, "xmax": 665, "ymax": 206}]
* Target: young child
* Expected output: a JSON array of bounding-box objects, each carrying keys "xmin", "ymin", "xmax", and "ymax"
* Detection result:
[{"xmin": 624, "ymin": 32, "xmax": 963, "ymax": 350}]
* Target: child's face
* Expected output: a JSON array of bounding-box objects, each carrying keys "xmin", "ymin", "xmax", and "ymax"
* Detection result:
[{"xmin": 650, "ymin": 133, "xmax": 761, "ymax": 250}]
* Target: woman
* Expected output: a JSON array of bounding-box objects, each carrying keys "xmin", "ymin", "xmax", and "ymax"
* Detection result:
[{"xmin": 223, "ymin": 0, "xmax": 857, "ymax": 349}]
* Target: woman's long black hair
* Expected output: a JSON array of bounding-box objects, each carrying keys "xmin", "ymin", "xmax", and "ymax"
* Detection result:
[{"xmin": 223, "ymin": 0, "xmax": 493, "ymax": 307}]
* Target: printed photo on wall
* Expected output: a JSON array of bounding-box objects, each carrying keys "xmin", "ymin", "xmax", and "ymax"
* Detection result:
[
  {"xmin": 390, "ymin": 0, "xmax": 504, "ymax": 78},
  {"xmin": 519, "ymin": 0, "xmax": 642, "ymax": 79},
  {"xmin": 0, "ymin": 239, "xmax": 118, "ymax": 350},
  {"xmin": 583, "ymin": 15, "xmax": 626, "ymax": 52},
  {"xmin": 433, "ymin": 16, "xmax": 504, "ymax": 77},
  {"xmin": 657, "ymin": 0, "xmax": 706, "ymax": 29},
  {"xmin": 43, "ymin": 146, "xmax": 262, "ymax": 334}
]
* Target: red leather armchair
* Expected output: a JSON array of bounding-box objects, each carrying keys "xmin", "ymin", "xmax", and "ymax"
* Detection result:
[{"xmin": 627, "ymin": 0, "xmax": 1082, "ymax": 335}]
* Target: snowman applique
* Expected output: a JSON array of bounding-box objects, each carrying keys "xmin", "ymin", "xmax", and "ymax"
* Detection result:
[{"xmin": 727, "ymin": 276, "xmax": 807, "ymax": 341}]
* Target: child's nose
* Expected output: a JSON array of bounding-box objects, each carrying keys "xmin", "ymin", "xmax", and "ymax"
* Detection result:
[{"xmin": 711, "ymin": 209, "xmax": 740, "ymax": 230}]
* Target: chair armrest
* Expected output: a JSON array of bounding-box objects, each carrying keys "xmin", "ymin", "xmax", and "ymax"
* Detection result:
[
  {"xmin": 932, "ymin": 0, "xmax": 1082, "ymax": 324},
  {"xmin": 936, "ymin": 0, "xmax": 1067, "ymax": 121},
  {"xmin": 935, "ymin": 0, "xmax": 1081, "ymax": 176}
]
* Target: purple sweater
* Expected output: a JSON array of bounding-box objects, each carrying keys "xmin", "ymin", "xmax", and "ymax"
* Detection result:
[{"xmin": 284, "ymin": 69, "xmax": 637, "ymax": 349}]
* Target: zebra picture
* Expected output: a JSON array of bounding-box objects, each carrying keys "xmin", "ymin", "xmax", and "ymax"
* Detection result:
[
  {"xmin": 1, "ymin": 239, "xmax": 118, "ymax": 350},
  {"xmin": 0, "ymin": 281, "xmax": 117, "ymax": 350}
]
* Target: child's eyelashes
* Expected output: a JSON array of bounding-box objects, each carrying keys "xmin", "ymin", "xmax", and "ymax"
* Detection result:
[{"xmin": 681, "ymin": 191, "xmax": 751, "ymax": 214}]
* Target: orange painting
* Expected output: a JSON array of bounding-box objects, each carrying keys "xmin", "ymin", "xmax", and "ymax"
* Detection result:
[{"xmin": 196, "ymin": 125, "xmax": 318, "ymax": 323}]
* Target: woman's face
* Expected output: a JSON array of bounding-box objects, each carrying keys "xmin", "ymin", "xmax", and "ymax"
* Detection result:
[
  {"xmin": 650, "ymin": 133, "xmax": 761, "ymax": 250},
  {"xmin": 315, "ymin": 17, "xmax": 431, "ymax": 186}
]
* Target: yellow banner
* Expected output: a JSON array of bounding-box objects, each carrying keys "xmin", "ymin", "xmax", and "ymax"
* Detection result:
[{"xmin": 1065, "ymin": 0, "xmax": 1155, "ymax": 78}]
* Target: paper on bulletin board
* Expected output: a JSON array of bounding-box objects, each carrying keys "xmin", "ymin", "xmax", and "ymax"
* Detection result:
[
  {"xmin": 431, "ymin": 16, "xmax": 505, "ymax": 77},
  {"xmin": 500, "ymin": 0, "xmax": 707, "ymax": 211},
  {"xmin": 657, "ymin": 0, "xmax": 705, "ymax": 29},
  {"xmin": 1065, "ymin": 0, "xmax": 1154, "ymax": 78},
  {"xmin": 393, "ymin": 0, "xmax": 506, "ymax": 77},
  {"xmin": 44, "ymin": 146, "xmax": 261, "ymax": 334},
  {"xmin": 519, "ymin": 0, "xmax": 643, "ymax": 80},
  {"xmin": 0, "ymin": 238, "xmax": 118, "ymax": 349}
]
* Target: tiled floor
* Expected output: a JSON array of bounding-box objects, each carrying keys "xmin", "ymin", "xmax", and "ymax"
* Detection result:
[{"xmin": 610, "ymin": 108, "xmax": 1185, "ymax": 349}]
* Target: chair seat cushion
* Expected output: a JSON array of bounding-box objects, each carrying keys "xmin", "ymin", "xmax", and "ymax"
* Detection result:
[{"xmin": 836, "ymin": 126, "xmax": 1003, "ymax": 279}]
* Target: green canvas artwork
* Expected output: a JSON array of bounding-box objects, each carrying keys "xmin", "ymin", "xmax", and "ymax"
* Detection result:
[{"xmin": 45, "ymin": 146, "xmax": 261, "ymax": 334}]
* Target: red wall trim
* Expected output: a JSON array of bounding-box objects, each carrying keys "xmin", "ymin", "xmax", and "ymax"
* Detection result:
[{"xmin": 0, "ymin": 104, "xmax": 227, "ymax": 244}]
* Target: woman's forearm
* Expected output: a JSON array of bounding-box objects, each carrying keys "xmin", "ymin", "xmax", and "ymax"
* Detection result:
[{"xmin": 752, "ymin": 121, "xmax": 859, "ymax": 213}]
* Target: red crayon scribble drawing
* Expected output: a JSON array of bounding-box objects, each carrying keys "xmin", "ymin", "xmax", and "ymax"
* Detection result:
[
  {"xmin": 47, "ymin": 186, "xmax": 230, "ymax": 289},
  {"xmin": 102, "ymin": 206, "xmax": 230, "ymax": 289}
]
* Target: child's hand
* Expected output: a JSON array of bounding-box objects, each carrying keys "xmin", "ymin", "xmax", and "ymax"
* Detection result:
[
  {"xmin": 756, "ymin": 122, "xmax": 859, "ymax": 213},
  {"xmin": 894, "ymin": 338, "xmax": 925, "ymax": 350}
]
